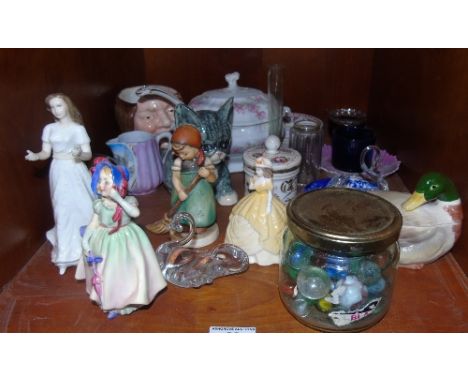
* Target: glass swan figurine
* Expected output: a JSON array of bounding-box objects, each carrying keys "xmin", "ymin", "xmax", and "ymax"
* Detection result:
[{"xmin": 155, "ymin": 212, "xmax": 249, "ymax": 288}]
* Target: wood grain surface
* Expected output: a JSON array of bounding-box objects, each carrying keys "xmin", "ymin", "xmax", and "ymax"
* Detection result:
[
  {"xmin": 0, "ymin": 49, "xmax": 466, "ymax": 328},
  {"xmin": 0, "ymin": 173, "xmax": 466, "ymax": 333}
]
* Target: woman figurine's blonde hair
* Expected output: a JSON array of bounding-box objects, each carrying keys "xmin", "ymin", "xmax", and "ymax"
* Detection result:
[
  {"xmin": 45, "ymin": 93, "xmax": 83, "ymax": 125},
  {"xmin": 255, "ymin": 157, "xmax": 273, "ymax": 179}
]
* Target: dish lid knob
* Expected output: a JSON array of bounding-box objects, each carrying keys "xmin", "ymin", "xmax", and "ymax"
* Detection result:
[
  {"xmin": 265, "ymin": 135, "xmax": 281, "ymax": 154},
  {"xmin": 225, "ymin": 72, "xmax": 240, "ymax": 90}
]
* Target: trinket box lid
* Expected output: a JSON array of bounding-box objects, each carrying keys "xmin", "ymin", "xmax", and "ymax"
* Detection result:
[
  {"xmin": 189, "ymin": 72, "xmax": 271, "ymax": 127},
  {"xmin": 243, "ymin": 135, "xmax": 301, "ymax": 172},
  {"xmin": 287, "ymin": 188, "xmax": 402, "ymax": 254}
]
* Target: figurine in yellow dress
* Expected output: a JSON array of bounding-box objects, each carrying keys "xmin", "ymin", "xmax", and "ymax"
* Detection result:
[{"xmin": 225, "ymin": 157, "xmax": 287, "ymax": 266}]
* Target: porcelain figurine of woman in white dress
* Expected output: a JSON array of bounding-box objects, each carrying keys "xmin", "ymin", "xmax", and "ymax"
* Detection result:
[{"xmin": 25, "ymin": 94, "xmax": 94, "ymax": 275}]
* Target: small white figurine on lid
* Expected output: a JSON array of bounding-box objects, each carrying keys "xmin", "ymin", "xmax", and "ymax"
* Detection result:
[
  {"xmin": 225, "ymin": 156, "xmax": 287, "ymax": 266},
  {"xmin": 25, "ymin": 93, "xmax": 94, "ymax": 275},
  {"xmin": 75, "ymin": 158, "xmax": 167, "ymax": 319}
]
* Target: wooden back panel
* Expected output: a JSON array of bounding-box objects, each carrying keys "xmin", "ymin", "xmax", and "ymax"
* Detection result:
[
  {"xmin": 143, "ymin": 48, "xmax": 374, "ymax": 122},
  {"xmin": 0, "ymin": 48, "xmax": 145, "ymax": 288},
  {"xmin": 368, "ymin": 48, "xmax": 468, "ymax": 272},
  {"xmin": 3, "ymin": 48, "xmax": 464, "ymax": 290}
]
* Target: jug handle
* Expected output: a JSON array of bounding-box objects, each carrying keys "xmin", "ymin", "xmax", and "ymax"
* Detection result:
[{"xmin": 154, "ymin": 131, "xmax": 172, "ymax": 146}]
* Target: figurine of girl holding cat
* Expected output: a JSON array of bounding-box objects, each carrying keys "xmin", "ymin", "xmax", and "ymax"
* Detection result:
[
  {"xmin": 25, "ymin": 94, "xmax": 94, "ymax": 275},
  {"xmin": 75, "ymin": 158, "xmax": 166, "ymax": 319},
  {"xmin": 170, "ymin": 124, "xmax": 218, "ymax": 247}
]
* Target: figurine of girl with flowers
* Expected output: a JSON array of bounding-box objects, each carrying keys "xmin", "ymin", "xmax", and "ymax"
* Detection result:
[{"xmin": 75, "ymin": 157, "xmax": 166, "ymax": 319}]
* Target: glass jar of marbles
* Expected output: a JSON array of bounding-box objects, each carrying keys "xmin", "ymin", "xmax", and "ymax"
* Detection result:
[{"xmin": 279, "ymin": 188, "xmax": 402, "ymax": 332}]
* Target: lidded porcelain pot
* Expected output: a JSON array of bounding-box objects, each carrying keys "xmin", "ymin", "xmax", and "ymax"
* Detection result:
[
  {"xmin": 189, "ymin": 72, "xmax": 285, "ymax": 173},
  {"xmin": 280, "ymin": 188, "xmax": 402, "ymax": 331},
  {"xmin": 243, "ymin": 135, "xmax": 301, "ymax": 204}
]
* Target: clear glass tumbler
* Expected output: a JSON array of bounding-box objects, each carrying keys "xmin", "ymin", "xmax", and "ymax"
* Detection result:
[{"xmin": 289, "ymin": 118, "xmax": 323, "ymax": 188}]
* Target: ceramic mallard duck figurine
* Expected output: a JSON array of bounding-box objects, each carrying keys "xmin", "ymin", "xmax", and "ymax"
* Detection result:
[{"xmin": 372, "ymin": 172, "xmax": 463, "ymax": 269}]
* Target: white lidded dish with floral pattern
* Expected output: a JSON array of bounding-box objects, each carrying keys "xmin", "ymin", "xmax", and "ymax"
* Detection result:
[{"xmin": 189, "ymin": 72, "xmax": 285, "ymax": 173}]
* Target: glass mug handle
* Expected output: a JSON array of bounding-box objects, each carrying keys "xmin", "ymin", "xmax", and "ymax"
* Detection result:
[
  {"xmin": 360, "ymin": 145, "xmax": 389, "ymax": 191},
  {"xmin": 360, "ymin": 145, "xmax": 381, "ymax": 176}
]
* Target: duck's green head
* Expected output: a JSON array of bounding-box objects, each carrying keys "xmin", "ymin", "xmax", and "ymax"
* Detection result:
[{"xmin": 403, "ymin": 172, "xmax": 459, "ymax": 211}]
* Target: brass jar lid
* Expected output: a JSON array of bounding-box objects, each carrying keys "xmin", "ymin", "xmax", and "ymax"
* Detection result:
[{"xmin": 287, "ymin": 188, "xmax": 402, "ymax": 254}]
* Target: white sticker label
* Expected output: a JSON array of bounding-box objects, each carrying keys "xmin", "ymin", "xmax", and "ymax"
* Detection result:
[
  {"xmin": 209, "ymin": 326, "xmax": 257, "ymax": 333},
  {"xmin": 328, "ymin": 298, "xmax": 381, "ymax": 327}
]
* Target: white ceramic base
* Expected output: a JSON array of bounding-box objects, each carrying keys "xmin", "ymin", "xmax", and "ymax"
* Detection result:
[
  {"xmin": 54, "ymin": 260, "xmax": 79, "ymax": 276},
  {"xmin": 217, "ymin": 191, "xmax": 239, "ymax": 206},
  {"xmin": 227, "ymin": 155, "xmax": 244, "ymax": 173}
]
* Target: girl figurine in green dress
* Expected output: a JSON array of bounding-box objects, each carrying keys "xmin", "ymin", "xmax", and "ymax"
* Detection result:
[
  {"xmin": 75, "ymin": 157, "xmax": 166, "ymax": 319},
  {"xmin": 170, "ymin": 124, "xmax": 218, "ymax": 247}
]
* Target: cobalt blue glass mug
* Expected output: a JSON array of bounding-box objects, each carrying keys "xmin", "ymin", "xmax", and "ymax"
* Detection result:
[{"xmin": 329, "ymin": 108, "xmax": 375, "ymax": 173}]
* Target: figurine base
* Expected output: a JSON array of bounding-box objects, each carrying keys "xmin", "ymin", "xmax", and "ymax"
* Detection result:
[
  {"xmin": 170, "ymin": 223, "xmax": 219, "ymax": 248},
  {"xmin": 54, "ymin": 260, "xmax": 79, "ymax": 276},
  {"xmin": 248, "ymin": 251, "xmax": 280, "ymax": 267},
  {"xmin": 217, "ymin": 191, "xmax": 239, "ymax": 206},
  {"xmin": 227, "ymin": 155, "xmax": 243, "ymax": 173}
]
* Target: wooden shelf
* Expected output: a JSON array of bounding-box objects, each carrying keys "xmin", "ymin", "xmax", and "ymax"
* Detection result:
[{"xmin": 0, "ymin": 173, "xmax": 466, "ymax": 332}]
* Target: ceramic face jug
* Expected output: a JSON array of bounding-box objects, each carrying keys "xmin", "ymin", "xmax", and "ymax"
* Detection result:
[
  {"xmin": 115, "ymin": 84, "xmax": 183, "ymax": 134},
  {"xmin": 106, "ymin": 130, "xmax": 169, "ymax": 195}
]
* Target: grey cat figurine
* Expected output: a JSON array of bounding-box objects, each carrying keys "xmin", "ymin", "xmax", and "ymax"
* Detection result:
[{"xmin": 162, "ymin": 97, "xmax": 238, "ymax": 206}]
